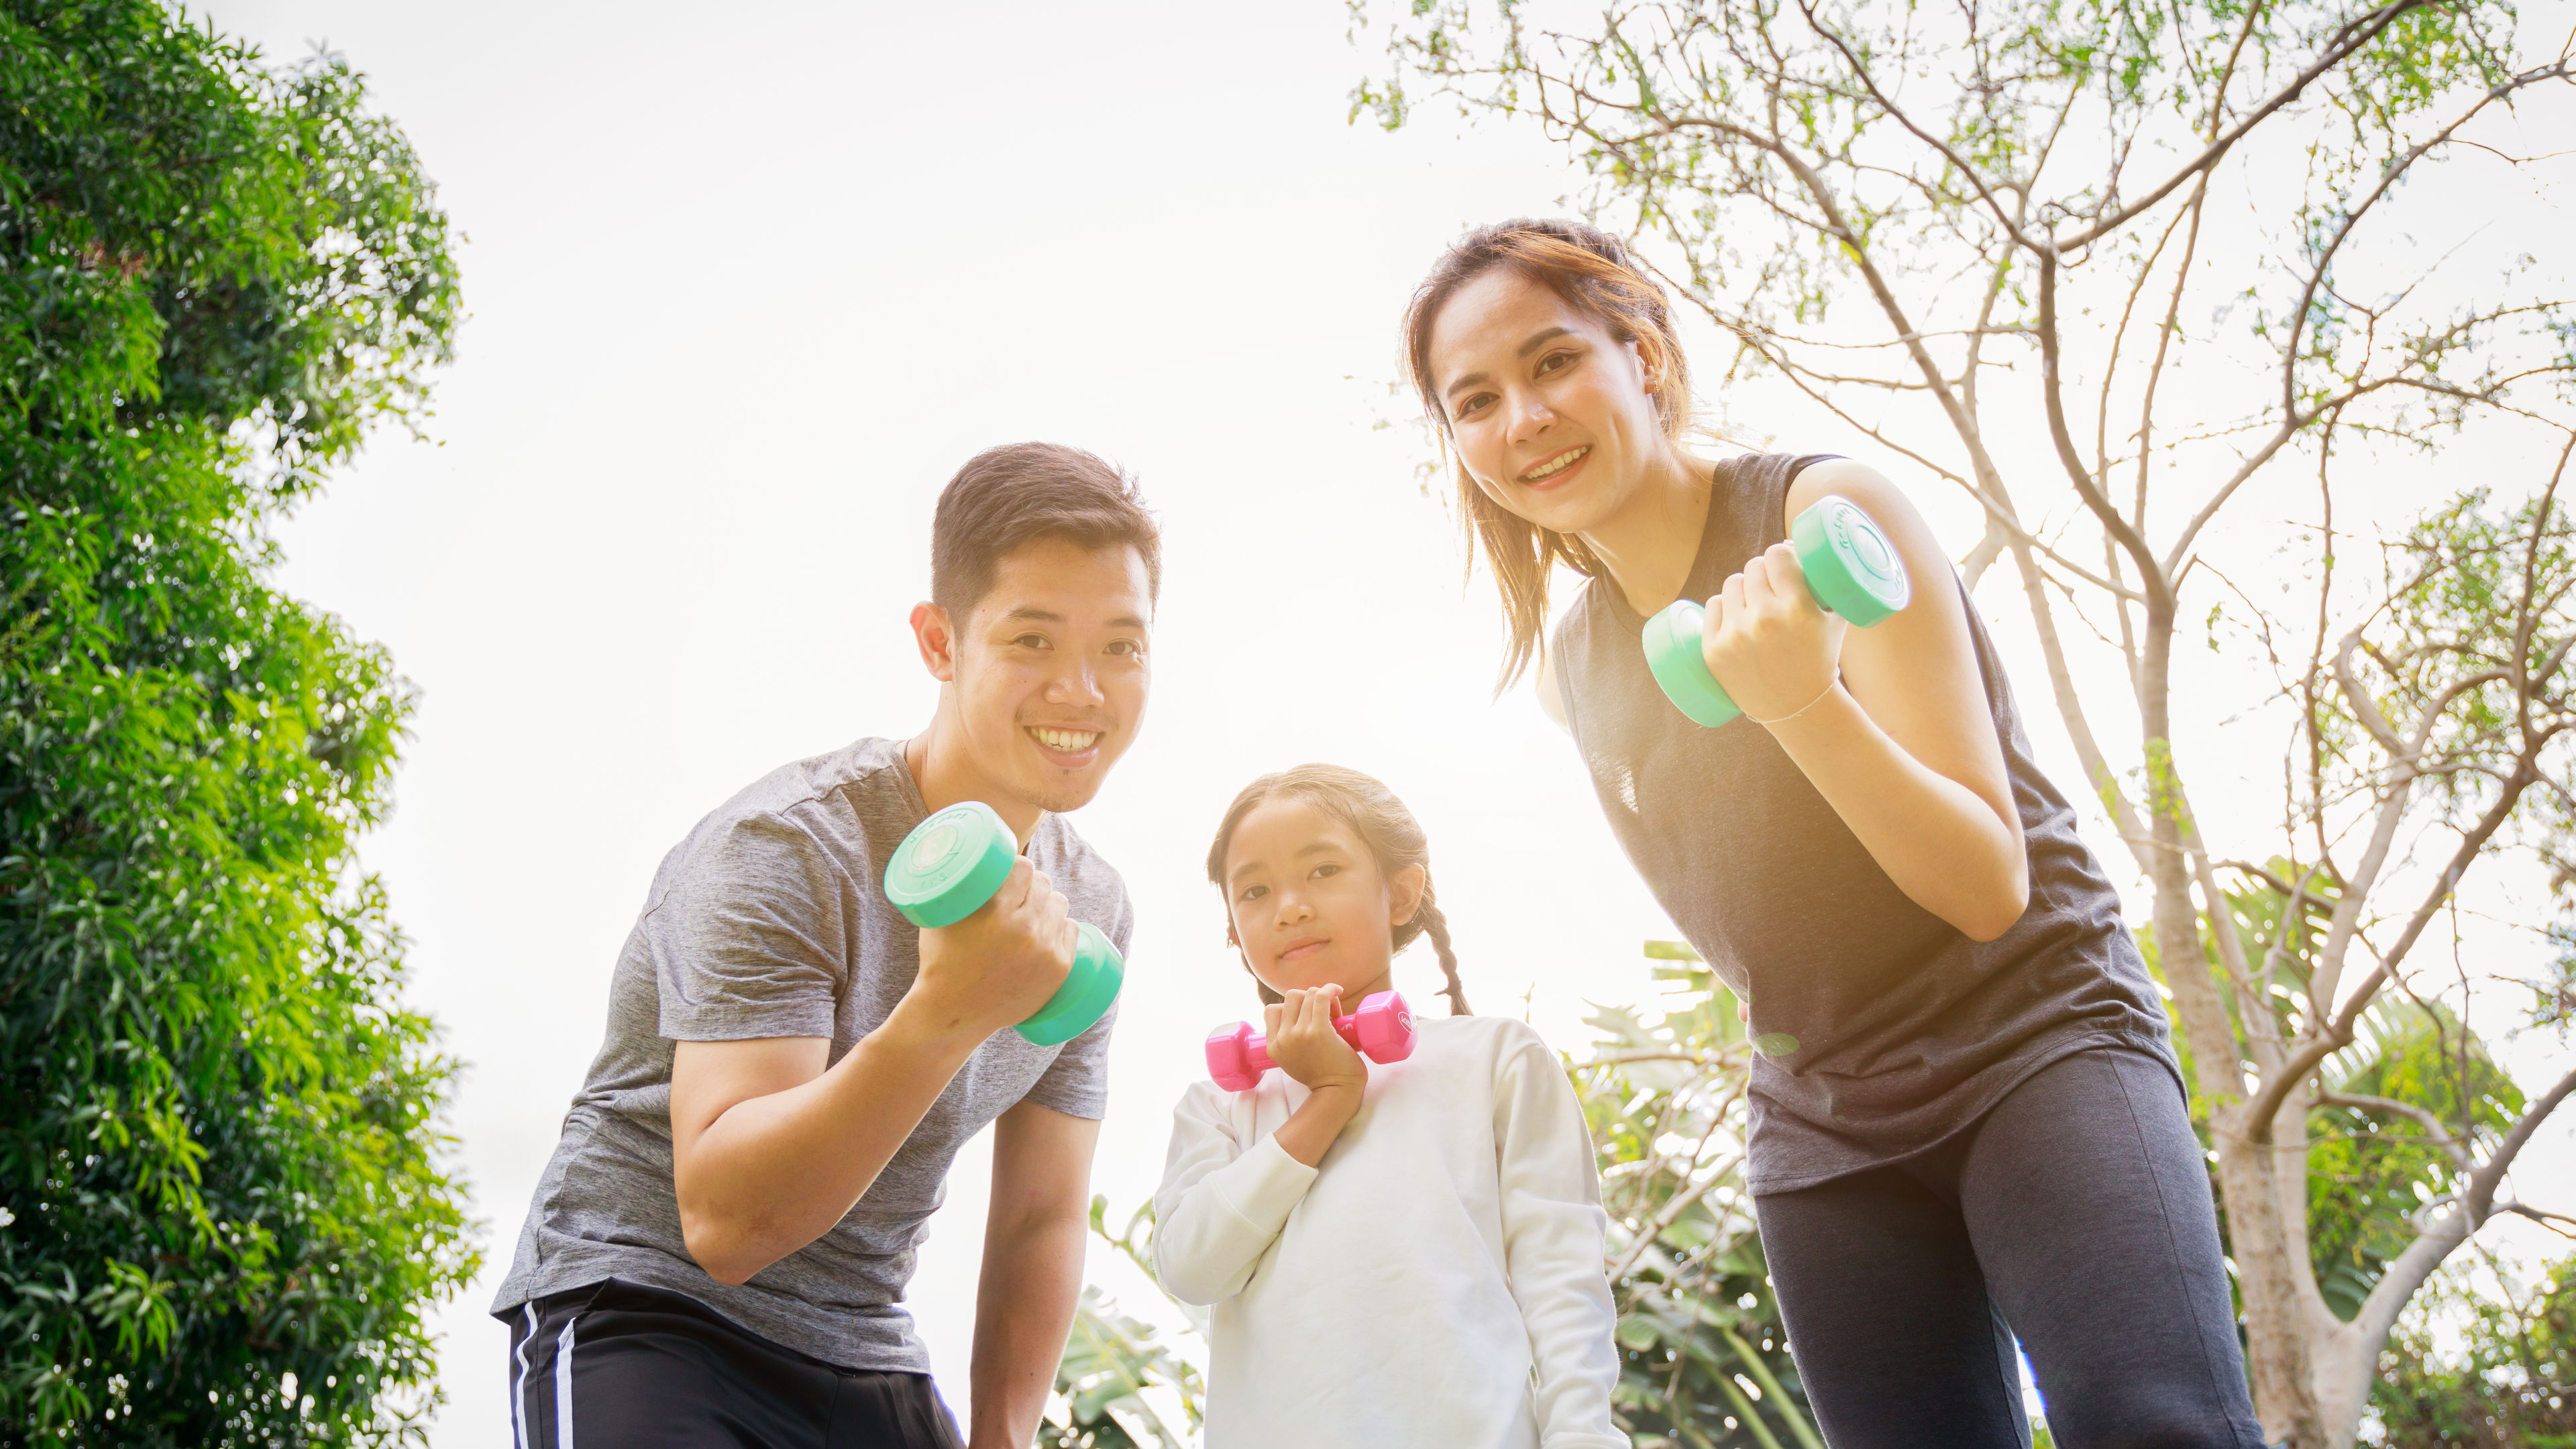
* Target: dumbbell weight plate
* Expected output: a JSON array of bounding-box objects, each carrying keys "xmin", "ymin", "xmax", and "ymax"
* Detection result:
[
  {"xmin": 1641, "ymin": 598, "xmax": 1744, "ymax": 729},
  {"xmin": 1790, "ymin": 495, "xmax": 1911, "ymax": 627},
  {"xmin": 1016, "ymin": 920, "xmax": 1125, "ymax": 1046},
  {"xmin": 885, "ymin": 800, "xmax": 1018, "ymax": 929}
]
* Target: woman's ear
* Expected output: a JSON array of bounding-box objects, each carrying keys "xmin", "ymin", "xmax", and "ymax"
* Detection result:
[{"xmin": 1386, "ymin": 862, "xmax": 1429, "ymax": 926}]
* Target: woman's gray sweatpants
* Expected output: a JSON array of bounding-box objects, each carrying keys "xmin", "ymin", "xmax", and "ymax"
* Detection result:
[{"xmin": 1755, "ymin": 1046, "xmax": 2269, "ymax": 1448}]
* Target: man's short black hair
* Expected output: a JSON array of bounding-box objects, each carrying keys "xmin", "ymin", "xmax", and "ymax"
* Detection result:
[{"xmin": 930, "ymin": 443, "xmax": 1161, "ymax": 621}]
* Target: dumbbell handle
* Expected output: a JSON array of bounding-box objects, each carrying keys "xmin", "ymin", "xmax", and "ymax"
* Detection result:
[{"xmin": 1232, "ymin": 1008, "xmax": 1372, "ymax": 1078}]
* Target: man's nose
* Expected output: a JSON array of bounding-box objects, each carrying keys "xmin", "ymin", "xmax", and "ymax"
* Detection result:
[{"xmin": 1045, "ymin": 657, "xmax": 1106, "ymax": 707}]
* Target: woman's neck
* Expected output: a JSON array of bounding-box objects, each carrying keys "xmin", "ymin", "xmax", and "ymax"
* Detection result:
[{"xmin": 1579, "ymin": 445, "xmax": 1714, "ymax": 617}]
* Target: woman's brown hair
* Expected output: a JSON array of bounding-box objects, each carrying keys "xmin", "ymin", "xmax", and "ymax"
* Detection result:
[
  {"xmin": 1401, "ymin": 218, "xmax": 1693, "ymax": 690},
  {"xmin": 1204, "ymin": 763, "xmax": 1470, "ymax": 1017}
]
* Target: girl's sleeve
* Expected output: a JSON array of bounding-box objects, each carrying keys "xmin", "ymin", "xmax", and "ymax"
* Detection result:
[
  {"xmin": 1151, "ymin": 1085, "xmax": 1319, "ymax": 1307},
  {"xmin": 1493, "ymin": 1034, "xmax": 1628, "ymax": 1449}
]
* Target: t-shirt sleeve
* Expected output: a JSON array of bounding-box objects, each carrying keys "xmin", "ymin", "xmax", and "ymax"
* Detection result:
[
  {"xmin": 1492, "ymin": 1027, "xmax": 1626, "ymax": 1449},
  {"xmin": 1018, "ymin": 879, "xmax": 1134, "ymax": 1120},
  {"xmin": 651, "ymin": 811, "xmax": 851, "ymax": 1041}
]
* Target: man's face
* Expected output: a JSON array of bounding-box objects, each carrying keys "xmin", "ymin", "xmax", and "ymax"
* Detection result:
[{"xmin": 933, "ymin": 537, "xmax": 1153, "ymax": 815}]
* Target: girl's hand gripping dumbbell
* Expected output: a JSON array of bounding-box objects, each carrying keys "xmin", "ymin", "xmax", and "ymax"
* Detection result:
[
  {"xmin": 1642, "ymin": 494, "xmax": 1913, "ymax": 727},
  {"xmin": 1205, "ymin": 988, "xmax": 1417, "ymax": 1091}
]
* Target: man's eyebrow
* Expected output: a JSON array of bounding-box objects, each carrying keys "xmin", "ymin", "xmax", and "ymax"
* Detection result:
[
  {"xmin": 1444, "ymin": 326, "xmax": 1576, "ymax": 398},
  {"xmin": 1110, "ymin": 614, "xmax": 1149, "ymax": 631},
  {"xmin": 997, "ymin": 606, "xmax": 1065, "ymax": 624}
]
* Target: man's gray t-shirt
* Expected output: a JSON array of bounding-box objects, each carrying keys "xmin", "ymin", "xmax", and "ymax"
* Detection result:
[{"xmin": 489, "ymin": 735, "xmax": 1130, "ymax": 1371}]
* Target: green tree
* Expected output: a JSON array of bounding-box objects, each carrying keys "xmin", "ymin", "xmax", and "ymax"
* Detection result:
[
  {"xmin": 0, "ymin": 3, "xmax": 471, "ymax": 1443},
  {"xmin": 2372, "ymin": 1246, "xmax": 2576, "ymax": 1445},
  {"xmin": 1350, "ymin": 1, "xmax": 2576, "ymax": 1442}
]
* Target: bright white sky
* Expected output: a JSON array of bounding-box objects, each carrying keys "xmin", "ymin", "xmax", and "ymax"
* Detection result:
[{"xmin": 186, "ymin": 2, "xmax": 2575, "ymax": 1442}]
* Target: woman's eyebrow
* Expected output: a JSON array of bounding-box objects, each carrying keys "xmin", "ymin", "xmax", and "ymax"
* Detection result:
[{"xmin": 1443, "ymin": 325, "xmax": 1576, "ymax": 398}]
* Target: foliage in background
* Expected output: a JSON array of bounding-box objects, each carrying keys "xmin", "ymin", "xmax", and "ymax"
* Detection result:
[
  {"xmin": 2371, "ymin": 1247, "xmax": 2576, "ymax": 1446},
  {"xmin": 1350, "ymin": 0, "xmax": 2576, "ymax": 1440},
  {"xmin": 0, "ymin": 3, "xmax": 470, "ymax": 1443}
]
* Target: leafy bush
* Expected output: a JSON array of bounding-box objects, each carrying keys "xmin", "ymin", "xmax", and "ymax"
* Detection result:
[{"xmin": 0, "ymin": 3, "xmax": 471, "ymax": 1442}]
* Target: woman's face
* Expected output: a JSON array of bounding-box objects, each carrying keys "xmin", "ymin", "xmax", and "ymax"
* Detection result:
[
  {"xmin": 1222, "ymin": 797, "xmax": 1424, "ymax": 1000},
  {"xmin": 1424, "ymin": 266, "xmax": 1669, "ymax": 539}
]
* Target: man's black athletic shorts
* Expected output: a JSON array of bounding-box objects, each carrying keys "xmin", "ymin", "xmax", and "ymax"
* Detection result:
[{"xmin": 503, "ymin": 1278, "xmax": 967, "ymax": 1449}]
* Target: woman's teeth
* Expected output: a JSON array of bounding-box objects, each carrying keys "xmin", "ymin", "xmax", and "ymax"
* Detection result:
[
  {"xmin": 1031, "ymin": 727, "xmax": 1101, "ymax": 752},
  {"xmin": 1523, "ymin": 445, "xmax": 1591, "ymax": 482}
]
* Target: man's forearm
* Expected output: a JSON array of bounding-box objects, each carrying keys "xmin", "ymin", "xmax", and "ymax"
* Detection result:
[
  {"xmin": 676, "ymin": 1003, "xmax": 985, "ymax": 1284},
  {"xmin": 968, "ymin": 1208, "xmax": 1087, "ymax": 1448}
]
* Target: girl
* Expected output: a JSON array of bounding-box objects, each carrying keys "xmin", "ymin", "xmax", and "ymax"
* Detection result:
[
  {"xmin": 1402, "ymin": 219, "xmax": 2267, "ymax": 1448},
  {"xmin": 1152, "ymin": 765, "xmax": 1627, "ymax": 1449}
]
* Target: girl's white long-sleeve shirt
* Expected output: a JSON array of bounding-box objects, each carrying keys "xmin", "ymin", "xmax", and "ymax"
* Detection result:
[{"xmin": 1152, "ymin": 1014, "xmax": 1626, "ymax": 1449}]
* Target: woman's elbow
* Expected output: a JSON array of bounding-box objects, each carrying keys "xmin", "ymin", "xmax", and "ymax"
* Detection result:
[{"xmin": 1956, "ymin": 860, "xmax": 2031, "ymax": 943}]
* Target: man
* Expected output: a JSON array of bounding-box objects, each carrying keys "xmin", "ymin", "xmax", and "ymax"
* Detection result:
[{"xmin": 491, "ymin": 443, "xmax": 1158, "ymax": 1448}]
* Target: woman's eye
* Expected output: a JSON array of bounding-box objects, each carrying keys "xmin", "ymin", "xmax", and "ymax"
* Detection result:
[
  {"xmin": 1536, "ymin": 350, "xmax": 1573, "ymax": 376},
  {"xmin": 1454, "ymin": 392, "xmax": 1493, "ymax": 421}
]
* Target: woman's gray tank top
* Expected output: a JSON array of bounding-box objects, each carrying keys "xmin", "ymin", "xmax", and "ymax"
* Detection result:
[{"xmin": 1550, "ymin": 452, "xmax": 2176, "ymax": 1193}]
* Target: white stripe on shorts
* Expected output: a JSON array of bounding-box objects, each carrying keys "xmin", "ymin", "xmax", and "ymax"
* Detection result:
[
  {"xmin": 554, "ymin": 1312, "xmax": 579, "ymax": 1449},
  {"xmin": 511, "ymin": 1304, "xmax": 536, "ymax": 1449}
]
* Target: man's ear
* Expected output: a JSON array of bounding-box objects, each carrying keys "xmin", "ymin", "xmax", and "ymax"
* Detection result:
[
  {"xmin": 910, "ymin": 601, "xmax": 962, "ymax": 683},
  {"xmin": 1387, "ymin": 863, "xmax": 1428, "ymax": 927}
]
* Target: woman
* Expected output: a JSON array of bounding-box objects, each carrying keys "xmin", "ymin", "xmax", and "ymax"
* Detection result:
[{"xmin": 1403, "ymin": 217, "xmax": 2265, "ymax": 1448}]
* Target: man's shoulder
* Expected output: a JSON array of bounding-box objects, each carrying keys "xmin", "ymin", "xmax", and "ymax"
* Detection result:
[{"xmin": 648, "ymin": 738, "xmax": 915, "ymax": 904}]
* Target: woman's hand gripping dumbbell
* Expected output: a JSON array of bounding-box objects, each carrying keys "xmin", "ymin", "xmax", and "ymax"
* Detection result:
[
  {"xmin": 883, "ymin": 801, "xmax": 1124, "ymax": 1046},
  {"xmin": 1205, "ymin": 988, "xmax": 1417, "ymax": 1091},
  {"xmin": 1642, "ymin": 494, "xmax": 1913, "ymax": 727}
]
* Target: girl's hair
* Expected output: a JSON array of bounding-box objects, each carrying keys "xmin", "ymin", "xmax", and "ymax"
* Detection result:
[
  {"xmin": 1400, "ymin": 217, "xmax": 1693, "ymax": 690},
  {"xmin": 1204, "ymin": 763, "xmax": 1470, "ymax": 1016}
]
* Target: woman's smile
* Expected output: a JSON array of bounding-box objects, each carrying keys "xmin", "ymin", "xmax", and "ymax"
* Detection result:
[{"xmin": 1517, "ymin": 444, "xmax": 1594, "ymax": 488}]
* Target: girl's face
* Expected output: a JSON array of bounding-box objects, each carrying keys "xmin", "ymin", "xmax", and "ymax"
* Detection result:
[
  {"xmin": 1424, "ymin": 266, "xmax": 1670, "ymax": 539},
  {"xmin": 1222, "ymin": 796, "xmax": 1426, "ymax": 1000}
]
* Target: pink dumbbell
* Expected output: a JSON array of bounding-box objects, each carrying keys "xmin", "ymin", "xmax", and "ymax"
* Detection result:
[{"xmin": 1204, "ymin": 989, "xmax": 1418, "ymax": 1091}]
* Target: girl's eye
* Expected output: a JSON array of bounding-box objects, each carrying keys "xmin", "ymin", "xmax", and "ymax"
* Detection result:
[
  {"xmin": 1239, "ymin": 884, "xmax": 1268, "ymax": 903},
  {"xmin": 1310, "ymin": 863, "xmax": 1340, "ymax": 881}
]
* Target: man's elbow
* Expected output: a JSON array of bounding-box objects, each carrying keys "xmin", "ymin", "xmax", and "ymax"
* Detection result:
[{"xmin": 681, "ymin": 1204, "xmax": 773, "ymax": 1287}]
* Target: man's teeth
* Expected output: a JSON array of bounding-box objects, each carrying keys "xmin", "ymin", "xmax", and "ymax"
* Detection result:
[
  {"xmin": 1032, "ymin": 728, "xmax": 1101, "ymax": 752},
  {"xmin": 1524, "ymin": 445, "xmax": 1591, "ymax": 481}
]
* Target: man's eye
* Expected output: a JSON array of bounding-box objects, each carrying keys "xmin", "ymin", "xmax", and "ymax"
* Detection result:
[
  {"xmin": 1015, "ymin": 633, "xmax": 1049, "ymax": 649},
  {"xmin": 1107, "ymin": 639, "xmax": 1144, "ymax": 658}
]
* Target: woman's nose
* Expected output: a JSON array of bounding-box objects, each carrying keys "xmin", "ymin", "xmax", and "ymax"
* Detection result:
[{"xmin": 1507, "ymin": 391, "xmax": 1555, "ymax": 445}]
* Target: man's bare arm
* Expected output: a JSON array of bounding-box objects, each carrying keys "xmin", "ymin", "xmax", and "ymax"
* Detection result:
[
  {"xmin": 669, "ymin": 857, "xmax": 1078, "ymax": 1285},
  {"xmin": 969, "ymin": 1099, "xmax": 1099, "ymax": 1449}
]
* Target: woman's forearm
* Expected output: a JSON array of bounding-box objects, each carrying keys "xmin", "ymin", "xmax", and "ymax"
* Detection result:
[{"xmin": 1764, "ymin": 684, "xmax": 2029, "ymax": 940}]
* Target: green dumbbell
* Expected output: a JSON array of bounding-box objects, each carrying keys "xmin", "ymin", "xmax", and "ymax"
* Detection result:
[
  {"xmin": 883, "ymin": 801, "xmax": 1124, "ymax": 1046},
  {"xmin": 1641, "ymin": 494, "xmax": 1913, "ymax": 727}
]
